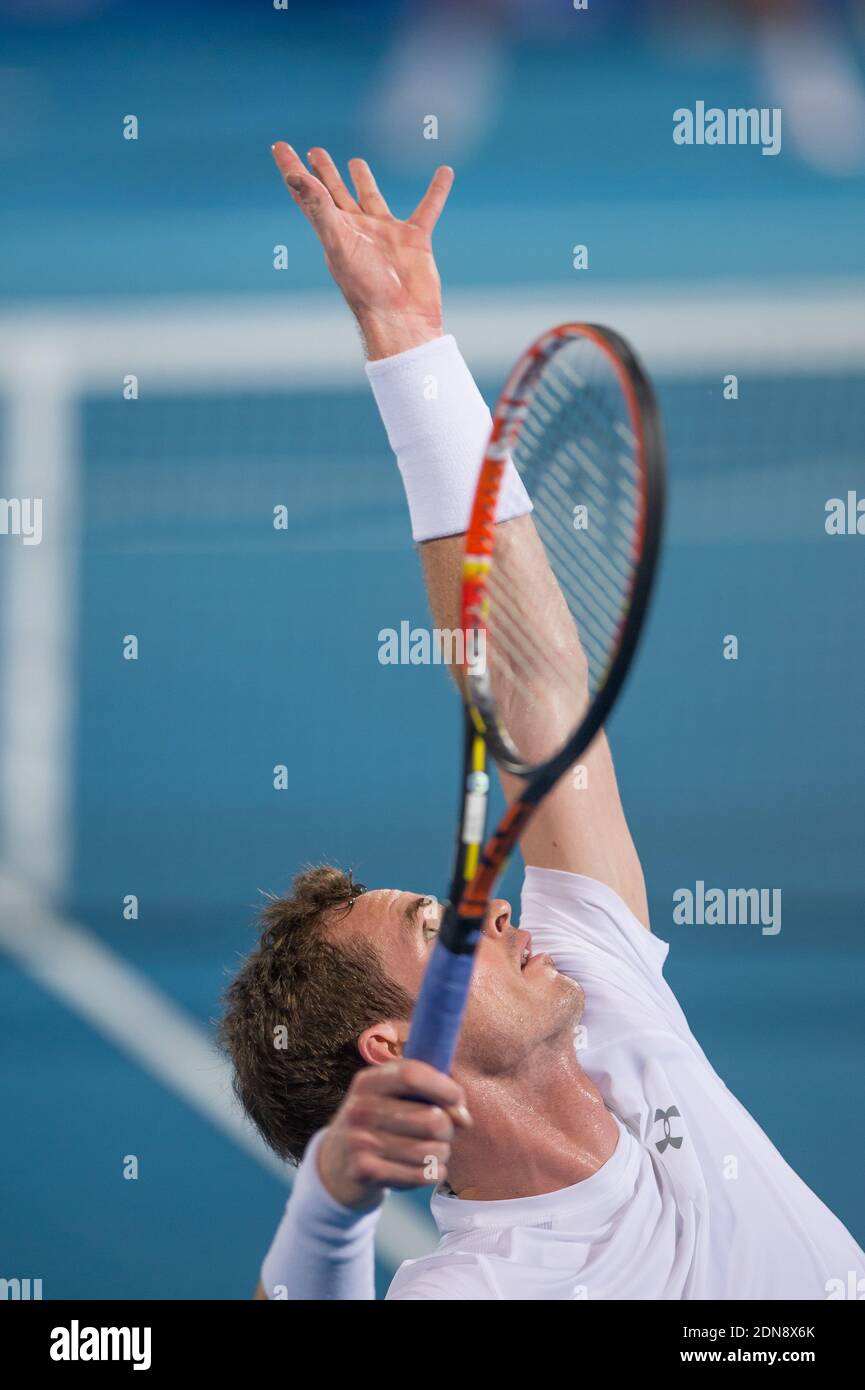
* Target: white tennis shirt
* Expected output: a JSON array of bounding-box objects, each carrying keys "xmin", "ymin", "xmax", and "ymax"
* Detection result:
[{"xmin": 262, "ymin": 868, "xmax": 864, "ymax": 1300}]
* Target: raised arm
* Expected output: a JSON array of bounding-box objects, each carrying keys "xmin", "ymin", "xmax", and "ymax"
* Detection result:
[
  {"xmin": 271, "ymin": 144, "xmax": 648, "ymax": 927},
  {"xmin": 419, "ymin": 527, "xmax": 649, "ymax": 927}
]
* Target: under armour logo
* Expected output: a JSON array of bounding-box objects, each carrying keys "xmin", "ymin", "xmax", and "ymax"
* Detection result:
[{"xmin": 654, "ymin": 1106, "xmax": 683, "ymax": 1153}]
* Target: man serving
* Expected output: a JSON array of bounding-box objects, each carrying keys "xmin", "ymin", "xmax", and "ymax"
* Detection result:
[{"xmin": 218, "ymin": 143, "xmax": 864, "ymax": 1300}]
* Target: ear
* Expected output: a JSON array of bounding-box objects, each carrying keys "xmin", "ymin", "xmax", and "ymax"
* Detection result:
[{"xmin": 357, "ymin": 1018, "xmax": 410, "ymax": 1066}]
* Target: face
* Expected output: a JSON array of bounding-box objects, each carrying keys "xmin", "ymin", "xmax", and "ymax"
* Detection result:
[{"xmin": 329, "ymin": 889, "xmax": 584, "ymax": 1075}]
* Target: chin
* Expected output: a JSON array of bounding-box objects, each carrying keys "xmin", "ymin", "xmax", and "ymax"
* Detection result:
[
  {"xmin": 523, "ymin": 976, "xmax": 586, "ymax": 1058},
  {"xmin": 555, "ymin": 972, "xmax": 586, "ymax": 1023}
]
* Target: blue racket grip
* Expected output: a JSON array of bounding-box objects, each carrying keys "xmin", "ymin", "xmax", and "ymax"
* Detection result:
[{"xmin": 402, "ymin": 938, "xmax": 476, "ymax": 1077}]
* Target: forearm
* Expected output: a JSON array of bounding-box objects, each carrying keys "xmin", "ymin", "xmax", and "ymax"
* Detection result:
[
  {"xmin": 381, "ymin": 334, "xmax": 587, "ymax": 747},
  {"xmin": 259, "ymin": 1131, "xmax": 379, "ymax": 1301},
  {"xmin": 421, "ymin": 515, "xmax": 589, "ymax": 761}
]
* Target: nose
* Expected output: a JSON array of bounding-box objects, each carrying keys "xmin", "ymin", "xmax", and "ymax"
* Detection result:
[{"xmin": 482, "ymin": 898, "xmax": 512, "ymax": 938}]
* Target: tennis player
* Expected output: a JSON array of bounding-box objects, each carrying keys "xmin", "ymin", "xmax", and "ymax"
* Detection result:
[{"xmin": 219, "ymin": 144, "xmax": 865, "ymax": 1300}]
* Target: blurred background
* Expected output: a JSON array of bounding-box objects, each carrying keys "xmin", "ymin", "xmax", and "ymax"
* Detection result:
[{"xmin": 1, "ymin": 0, "xmax": 863, "ymax": 1299}]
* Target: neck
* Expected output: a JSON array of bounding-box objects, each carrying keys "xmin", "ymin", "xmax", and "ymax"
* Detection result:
[{"xmin": 446, "ymin": 1041, "xmax": 618, "ymax": 1201}]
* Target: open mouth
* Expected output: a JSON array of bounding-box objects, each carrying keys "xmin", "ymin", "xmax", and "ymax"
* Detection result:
[
  {"xmin": 519, "ymin": 944, "xmax": 555, "ymax": 975},
  {"xmin": 517, "ymin": 931, "xmax": 533, "ymax": 971}
]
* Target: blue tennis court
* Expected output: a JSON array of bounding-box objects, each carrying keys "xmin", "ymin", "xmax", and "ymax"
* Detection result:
[{"xmin": 1, "ymin": 1, "xmax": 863, "ymax": 1299}]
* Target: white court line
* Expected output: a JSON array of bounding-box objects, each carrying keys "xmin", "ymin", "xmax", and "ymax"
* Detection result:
[
  {"xmin": 1, "ymin": 279, "xmax": 865, "ymax": 388},
  {"xmin": 0, "ymin": 346, "xmax": 77, "ymax": 898},
  {"xmin": 0, "ymin": 869, "xmax": 438, "ymax": 1273}
]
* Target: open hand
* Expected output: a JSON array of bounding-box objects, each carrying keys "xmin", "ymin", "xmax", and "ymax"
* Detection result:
[{"xmin": 272, "ymin": 142, "xmax": 454, "ymax": 359}]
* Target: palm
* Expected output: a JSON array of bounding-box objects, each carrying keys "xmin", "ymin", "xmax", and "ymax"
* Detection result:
[{"xmin": 326, "ymin": 208, "xmax": 439, "ymax": 320}]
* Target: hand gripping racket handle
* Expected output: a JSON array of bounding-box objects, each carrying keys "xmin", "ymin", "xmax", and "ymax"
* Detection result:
[{"xmin": 402, "ymin": 905, "xmax": 480, "ymax": 1076}]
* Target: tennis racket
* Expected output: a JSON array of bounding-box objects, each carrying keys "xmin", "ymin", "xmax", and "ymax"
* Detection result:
[{"xmin": 404, "ymin": 322, "xmax": 666, "ymax": 1074}]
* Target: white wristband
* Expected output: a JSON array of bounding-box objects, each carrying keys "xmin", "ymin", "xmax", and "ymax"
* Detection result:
[{"xmin": 365, "ymin": 334, "xmax": 533, "ymax": 543}]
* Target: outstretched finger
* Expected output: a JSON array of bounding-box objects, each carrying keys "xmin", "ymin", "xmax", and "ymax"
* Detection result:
[
  {"xmin": 307, "ymin": 147, "xmax": 360, "ymax": 213},
  {"xmin": 272, "ymin": 141, "xmax": 340, "ymax": 236},
  {"xmin": 348, "ymin": 157, "xmax": 391, "ymax": 217},
  {"xmin": 410, "ymin": 165, "xmax": 454, "ymax": 235}
]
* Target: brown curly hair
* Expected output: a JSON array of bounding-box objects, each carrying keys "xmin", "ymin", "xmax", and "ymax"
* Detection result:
[{"xmin": 218, "ymin": 865, "xmax": 413, "ymax": 1165}]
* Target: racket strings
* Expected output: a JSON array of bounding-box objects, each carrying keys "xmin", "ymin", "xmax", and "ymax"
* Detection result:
[{"xmin": 485, "ymin": 335, "xmax": 641, "ymax": 765}]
